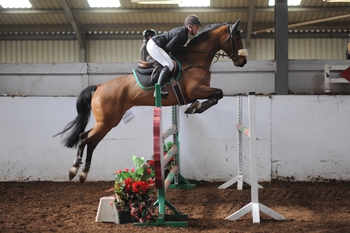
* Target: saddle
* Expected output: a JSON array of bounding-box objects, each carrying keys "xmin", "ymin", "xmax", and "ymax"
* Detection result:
[
  {"xmin": 133, "ymin": 59, "xmax": 179, "ymax": 88},
  {"xmin": 132, "ymin": 58, "xmax": 186, "ymax": 105}
]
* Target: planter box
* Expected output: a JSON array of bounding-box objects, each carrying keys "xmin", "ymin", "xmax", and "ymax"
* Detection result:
[{"xmin": 95, "ymin": 196, "xmax": 133, "ymax": 224}]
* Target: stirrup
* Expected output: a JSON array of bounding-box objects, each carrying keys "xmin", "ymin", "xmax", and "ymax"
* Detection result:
[
  {"xmin": 161, "ymin": 91, "xmax": 169, "ymax": 99},
  {"xmin": 153, "ymin": 87, "xmax": 169, "ymax": 99},
  {"xmin": 153, "ymin": 90, "xmax": 169, "ymax": 99}
]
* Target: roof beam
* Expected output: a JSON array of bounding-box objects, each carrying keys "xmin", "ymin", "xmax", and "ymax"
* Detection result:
[
  {"xmin": 1, "ymin": 7, "xmax": 350, "ymax": 14},
  {"xmin": 245, "ymin": 0, "xmax": 256, "ymax": 49},
  {"xmin": 2, "ymin": 21, "xmax": 348, "ymax": 31},
  {"xmin": 58, "ymin": 0, "xmax": 86, "ymax": 61},
  {"xmin": 1, "ymin": 32, "xmax": 349, "ymax": 41},
  {"xmin": 254, "ymin": 13, "xmax": 350, "ymax": 34}
]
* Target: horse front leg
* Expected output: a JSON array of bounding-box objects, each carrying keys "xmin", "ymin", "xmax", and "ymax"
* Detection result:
[{"xmin": 185, "ymin": 87, "xmax": 223, "ymax": 114}]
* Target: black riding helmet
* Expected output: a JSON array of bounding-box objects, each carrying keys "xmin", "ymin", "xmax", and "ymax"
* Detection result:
[
  {"xmin": 184, "ymin": 14, "xmax": 202, "ymax": 26},
  {"xmin": 143, "ymin": 29, "xmax": 156, "ymax": 38}
]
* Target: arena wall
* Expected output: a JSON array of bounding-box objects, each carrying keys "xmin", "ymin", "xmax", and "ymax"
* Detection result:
[{"xmin": 1, "ymin": 61, "xmax": 350, "ymax": 182}]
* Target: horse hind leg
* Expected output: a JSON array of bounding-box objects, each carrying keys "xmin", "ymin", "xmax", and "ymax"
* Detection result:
[
  {"xmin": 69, "ymin": 130, "xmax": 91, "ymax": 180},
  {"xmin": 78, "ymin": 142, "xmax": 96, "ymax": 184},
  {"xmin": 78, "ymin": 122, "xmax": 112, "ymax": 184}
]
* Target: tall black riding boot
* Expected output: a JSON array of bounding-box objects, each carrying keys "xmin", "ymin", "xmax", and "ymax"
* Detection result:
[{"xmin": 154, "ymin": 66, "xmax": 171, "ymax": 99}]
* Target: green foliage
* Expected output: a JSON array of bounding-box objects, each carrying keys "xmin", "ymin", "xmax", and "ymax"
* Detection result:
[{"xmin": 113, "ymin": 155, "xmax": 157, "ymax": 223}]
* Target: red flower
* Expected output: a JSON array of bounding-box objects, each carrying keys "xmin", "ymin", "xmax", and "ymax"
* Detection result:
[
  {"xmin": 124, "ymin": 168, "xmax": 129, "ymax": 172},
  {"xmin": 147, "ymin": 160, "xmax": 154, "ymax": 165},
  {"xmin": 116, "ymin": 169, "xmax": 122, "ymax": 174},
  {"xmin": 132, "ymin": 181, "xmax": 150, "ymax": 193},
  {"xmin": 131, "ymin": 168, "xmax": 135, "ymax": 172}
]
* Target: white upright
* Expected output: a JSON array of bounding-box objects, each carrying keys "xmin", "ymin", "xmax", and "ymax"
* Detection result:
[
  {"xmin": 225, "ymin": 93, "xmax": 286, "ymax": 223},
  {"xmin": 219, "ymin": 94, "xmax": 262, "ymax": 190}
]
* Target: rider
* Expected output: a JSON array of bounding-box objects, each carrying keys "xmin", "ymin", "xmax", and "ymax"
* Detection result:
[
  {"xmin": 146, "ymin": 14, "xmax": 202, "ymax": 99},
  {"xmin": 140, "ymin": 29, "xmax": 156, "ymax": 61}
]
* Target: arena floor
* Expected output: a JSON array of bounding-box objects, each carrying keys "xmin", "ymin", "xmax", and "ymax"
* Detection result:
[{"xmin": 1, "ymin": 180, "xmax": 349, "ymax": 232}]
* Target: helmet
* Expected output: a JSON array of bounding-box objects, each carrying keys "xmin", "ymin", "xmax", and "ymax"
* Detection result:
[
  {"xmin": 184, "ymin": 14, "xmax": 202, "ymax": 26},
  {"xmin": 143, "ymin": 29, "xmax": 156, "ymax": 38}
]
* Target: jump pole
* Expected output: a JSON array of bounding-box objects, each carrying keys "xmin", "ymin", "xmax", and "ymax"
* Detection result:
[
  {"xmin": 225, "ymin": 92, "xmax": 286, "ymax": 223},
  {"xmin": 134, "ymin": 84, "xmax": 188, "ymax": 227},
  {"xmin": 219, "ymin": 94, "xmax": 262, "ymax": 190}
]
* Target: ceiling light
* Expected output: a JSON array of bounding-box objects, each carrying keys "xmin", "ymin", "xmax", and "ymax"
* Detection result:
[
  {"xmin": 268, "ymin": 0, "xmax": 302, "ymax": 6},
  {"xmin": 179, "ymin": 0, "xmax": 210, "ymax": 7},
  {"xmin": 0, "ymin": 0, "xmax": 32, "ymax": 8},
  {"xmin": 132, "ymin": 0, "xmax": 182, "ymax": 4},
  {"xmin": 323, "ymin": 0, "xmax": 350, "ymax": 2},
  {"xmin": 87, "ymin": 0, "xmax": 120, "ymax": 7}
]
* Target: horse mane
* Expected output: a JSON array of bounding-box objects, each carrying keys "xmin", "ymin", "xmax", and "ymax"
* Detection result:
[{"xmin": 187, "ymin": 23, "xmax": 228, "ymax": 47}]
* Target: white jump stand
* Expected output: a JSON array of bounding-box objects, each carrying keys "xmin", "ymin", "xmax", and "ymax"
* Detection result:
[
  {"xmin": 324, "ymin": 64, "xmax": 350, "ymax": 93},
  {"xmin": 95, "ymin": 196, "xmax": 120, "ymax": 224},
  {"xmin": 225, "ymin": 93, "xmax": 286, "ymax": 223},
  {"xmin": 219, "ymin": 94, "xmax": 263, "ymax": 190}
]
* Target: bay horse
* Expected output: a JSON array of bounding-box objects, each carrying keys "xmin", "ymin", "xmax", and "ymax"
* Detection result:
[{"xmin": 55, "ymin": 20, "xmax": 247, "ymax": 184}]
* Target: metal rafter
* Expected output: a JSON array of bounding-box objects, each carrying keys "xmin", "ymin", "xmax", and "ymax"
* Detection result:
[
  {"xmin": 58, "ymin": 0, "xmax": 86, "ymax": 61},
  {"xmin": 1, "ymin": 6, "xmax": 350, "ymax": 14},
  {"xmin": 246, "ymin": 0, "xmax": 256, "ymax": 49}
]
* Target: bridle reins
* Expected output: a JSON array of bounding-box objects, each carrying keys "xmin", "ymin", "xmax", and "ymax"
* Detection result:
[{"xmin": 183, "ymin": 25, "xmax": 242, "ymax": 72}]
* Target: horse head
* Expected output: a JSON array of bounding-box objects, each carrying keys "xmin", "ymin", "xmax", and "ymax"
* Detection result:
[
  {"xmin": 184, "ymin": 20, "xmax": 247, "ymax": 69},
  {"xmin": 222, "ymin": 20, "xmax": 247, "ymax": 67}
]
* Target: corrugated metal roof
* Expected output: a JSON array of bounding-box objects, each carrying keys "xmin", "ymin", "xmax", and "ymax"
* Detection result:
[{"xmin": 0, "ymin": 0, "xmax": 349, "ymax": 40}]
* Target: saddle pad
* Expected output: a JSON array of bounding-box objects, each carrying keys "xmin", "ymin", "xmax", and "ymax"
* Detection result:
[
  {"xmin": 132, "ymin": 70, "xmax": 156, "ymax": 90},
  {"xmin": 132, "ymin": 57, "xmax": 182, "ymax": 90}
]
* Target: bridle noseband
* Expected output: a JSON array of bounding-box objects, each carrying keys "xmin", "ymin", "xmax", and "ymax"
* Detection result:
[{"xmin": 219, "ymin": 25, "xmax": 241, "ymax": 62}]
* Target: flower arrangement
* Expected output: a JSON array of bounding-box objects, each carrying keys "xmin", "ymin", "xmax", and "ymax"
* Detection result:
[
  {"xmin": 113, "ymin": 155, "xmax": 157, "ymax": 223},
  {"xmin": 109, "ymin": 143, "xmax": 175, "ymax": 223}
]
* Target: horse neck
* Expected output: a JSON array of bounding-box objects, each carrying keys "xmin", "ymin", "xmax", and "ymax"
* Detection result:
[{"xmin": 187, "ymin": 37, "xmax": 221, "ymax": 67}]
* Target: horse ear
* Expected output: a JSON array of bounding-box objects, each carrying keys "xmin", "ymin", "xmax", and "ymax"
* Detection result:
[{"xmin": 232, "ymin": 19, "xmax": 241, "ymax": 31}]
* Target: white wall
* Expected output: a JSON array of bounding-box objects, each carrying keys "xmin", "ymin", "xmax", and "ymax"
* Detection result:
[
  {"xmin": 1, "ymin": 95, "xmax": 350, "ymax": 182},
  {"xmin": 1, "ymin": 60, "xmax": 350, "ymax": 96}
]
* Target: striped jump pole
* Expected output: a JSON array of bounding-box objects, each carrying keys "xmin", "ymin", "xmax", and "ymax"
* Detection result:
[
  {"xmin": 134, "ymin": 84, "xmax": 188, "ymax": 227},
  {"xmin": 225, "ymin": 93, "xmax": 286, "ymax": 223}
]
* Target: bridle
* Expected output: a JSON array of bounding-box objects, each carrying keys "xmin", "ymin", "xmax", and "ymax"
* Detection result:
[
  {"xmin": 183, "ymin": 24, "xmax": 242, "ymax": 72},
  {"xmin": 217, "ymin": 25, "xmax": 242, "ymax": 62}
]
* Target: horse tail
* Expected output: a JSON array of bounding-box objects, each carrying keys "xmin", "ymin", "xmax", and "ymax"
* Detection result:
[{"xmin": 54, "ymin": 85, "xmax": 98, "ymax": 148}]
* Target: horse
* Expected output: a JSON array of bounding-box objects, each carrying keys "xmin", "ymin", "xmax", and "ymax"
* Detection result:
[{"xmin": 55, "ymin": 20, "xmax": 247, "ymax": 184}]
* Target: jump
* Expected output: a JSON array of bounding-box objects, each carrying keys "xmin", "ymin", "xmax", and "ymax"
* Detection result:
[{"xmin": 54, "ymin": 20, "xmax": 247, "ymax": 183}]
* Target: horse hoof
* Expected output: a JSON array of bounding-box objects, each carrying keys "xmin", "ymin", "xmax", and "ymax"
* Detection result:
[
  {"xmin": 69, "ymin": 171, "xmax": 76, "ymax": 180},
  {"xmin": 184, "ymin": 108, "xmax": 195, "ymax": 114},
  {"xmin": 185, "ymin": 101, "xmax": 200, "ymax": 114},
  {"xmin": 69, "ymin": 167, "xmax": 79, "ymax": 180},
  {"xmin": 79, "ymin": 172, "xmax": 88, "ymax": 184}
]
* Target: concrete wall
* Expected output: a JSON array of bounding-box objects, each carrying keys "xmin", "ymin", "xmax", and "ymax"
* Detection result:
[
  {"xmin": 1, "ymin": 60, "xmax": 350, "ymax": 96},
  {"xmin": 1, "ymin": 96, "xmax": 350, "ymax": 182},
  {"xmin": 1, "ymin": 61, "xmax": 350, "ymax": 182}
]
